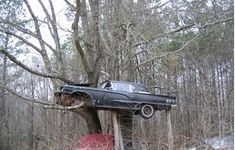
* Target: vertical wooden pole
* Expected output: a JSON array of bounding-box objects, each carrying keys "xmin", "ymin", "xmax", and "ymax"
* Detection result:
[
  {"xmin": 166, "ymin": 109, "xmax": 173, "ymax": 150},
  {"xmin": 112, "ymin": 111, "xmax": 120, "ymax": 150},
  {"xmin": 112, "ymin": 111, "xmax": 124, "ymax": 150},
  {"xmin": 117, "ymin": 116, "xmax": 124, "ymax": 150}
]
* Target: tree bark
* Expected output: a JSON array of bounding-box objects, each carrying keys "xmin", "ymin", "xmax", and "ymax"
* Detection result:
[
  {"xmin": 83, "ymin": 109, "xmax": 102, "ymax": 134},
  {"xmin": 72, "ymin": 0, "xmax": 103, "ymax": 134}
]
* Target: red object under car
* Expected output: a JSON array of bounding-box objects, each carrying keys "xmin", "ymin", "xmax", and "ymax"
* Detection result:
[{"xmin": 78, "ymin": 134, "xmax": 113, "ymax": 150}]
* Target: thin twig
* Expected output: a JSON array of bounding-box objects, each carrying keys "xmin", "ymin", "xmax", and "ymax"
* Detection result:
[{"xmin": 129, "ymin": 1, "xmax": 170, "ymax": 14}]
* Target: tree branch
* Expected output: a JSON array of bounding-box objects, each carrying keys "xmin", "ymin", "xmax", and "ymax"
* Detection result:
[
  {"xmin": 0, "ymin": 28, "xmax": 43, "ymax": 54},
  {"xmin": 64, "ymin": 0, "xmax": 76, "ymax": 11},
  {"xmin": 197, "ymin": 17, "xmax": 234, "ymax": 29},
  {"xmin": 0, "ymin": 17, "xmax": 58, "ymax": 55},
  {"xmin": 73, "ymin": 0, "xmax": 92, "ymax": 74},
  {"xmin": 134, "ymin": 17, "xmax": 233, "ymax": 47},
  {"xmin": 0, "ymin": 82, "xmax": 51, "ymax": 106},
  {"xmin": 38, "ymin": 0, "xmax": 61, "ymax": 51},
  {"xmin": 136, "ymin": 35, "xmax": 199, "ymax": 67},
  {"xmin": 0, "ymin": 49, "xmax": 75, "ymax": 84},
  {"xmin": 0, "ymin": 82, "xmax": 84, "ymax": 110},
  {"xmin": 129, "ymin": 1, "xmax": 170, "ymax": 14},
  {"xmin": 44, "ymin": 101, "xmax": 85, "ymax": 110},
  {"xmin": 24, "ymin": 0, "xmax": 54, "ymax": 74}
]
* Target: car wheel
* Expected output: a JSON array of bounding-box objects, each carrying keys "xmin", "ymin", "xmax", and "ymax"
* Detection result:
[{"xmin": 140, "ymin": 104, "xmax": 154, "ymax": 119}]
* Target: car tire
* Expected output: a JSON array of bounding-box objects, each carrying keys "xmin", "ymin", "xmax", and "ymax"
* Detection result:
[{"xmin": 140, "ymin": 104, "xmax": 154, "ymax": 119}]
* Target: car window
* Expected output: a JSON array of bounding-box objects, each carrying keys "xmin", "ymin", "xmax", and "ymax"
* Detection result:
[
  {"xmin": 112, "ymin": 83, "xmax": 130, "ymax": 92},
  {"xmin": 132, "ymin": 84, "xmax": 149, "ymax": 93},
  {"xmin": 112, "ymin": 82, "xmax": 149, "ymax": 93}
]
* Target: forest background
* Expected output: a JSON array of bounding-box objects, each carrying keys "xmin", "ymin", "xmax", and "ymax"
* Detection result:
[{"xmin": 0, "ymin": 0, "xmax": 233, "ymax": 149}]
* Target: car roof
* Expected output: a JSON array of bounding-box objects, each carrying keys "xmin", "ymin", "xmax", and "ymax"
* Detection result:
[{"xmin": 103, "ymin": 80, "xmax": 145, "ymax": 86}]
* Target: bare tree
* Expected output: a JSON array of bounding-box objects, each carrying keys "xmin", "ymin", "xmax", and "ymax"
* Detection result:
[{"xmin": 0, "ymin": 0, "xmax": 233, "ymax": 149}]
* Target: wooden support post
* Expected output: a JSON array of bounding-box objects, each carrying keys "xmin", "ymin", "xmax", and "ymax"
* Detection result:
[
  {"xmin": 166, "ymin": 109, "xmax": 174, "ymax": 150},
  {"xmin": 117, "ymin": 116, "xmax": 124, "ymax": 149},
  {"xmin": 112, "ymin": 111, "xmax": 124, "ymax": 150},
  {"xmin": 112, "ymin": 111, "xmax": 119, "ymax": 150}
]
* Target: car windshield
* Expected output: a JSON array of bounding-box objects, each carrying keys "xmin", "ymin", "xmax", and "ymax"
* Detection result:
[{"xmin": 112, "ymin": 82, "xmax": 149, "ymax": 93}]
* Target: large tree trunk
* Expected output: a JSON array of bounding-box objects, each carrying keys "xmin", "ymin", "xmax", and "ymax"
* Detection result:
[
  {"xmin": 83, "ymin": 109, "xmax": 102, "ymax": 134},
  {"xmin": 72, "ymin": 0, "xmax": 103, "ymax": 134}
]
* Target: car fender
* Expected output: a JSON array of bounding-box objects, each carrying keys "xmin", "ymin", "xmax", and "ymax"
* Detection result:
[{"xmin": 70, "ymin": 91, "xmax": 95, "ymax": 106}]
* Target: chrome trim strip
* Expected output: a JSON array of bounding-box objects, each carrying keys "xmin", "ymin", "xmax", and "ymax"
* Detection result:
[{"xmin": 111, "ymin": 99, "xmax": 175, "ymax": 106}]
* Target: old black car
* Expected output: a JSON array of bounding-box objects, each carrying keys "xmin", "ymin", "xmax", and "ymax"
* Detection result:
[{"xmin": 55, "ymin": 80, "xmax": 176, "ymax": 119}]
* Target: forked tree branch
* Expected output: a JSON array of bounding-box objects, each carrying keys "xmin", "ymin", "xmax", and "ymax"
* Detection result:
[
  {"xmin": 0, "ymin": 28, "xmax": 43, "ymax": 54},
  {"xmin": 72, "ymin": 0, "xmax": 92, "ymax": 74},
  {"xmin": 0, "ymin": 18, "xmax": 57, "ymax": 53}
]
